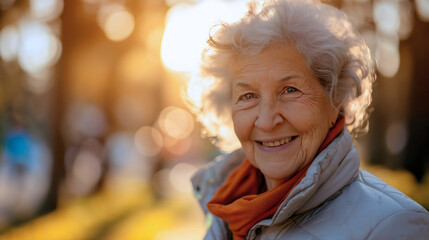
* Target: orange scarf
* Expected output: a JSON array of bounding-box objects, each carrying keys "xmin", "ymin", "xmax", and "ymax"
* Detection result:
[{"xmin": 207, "ymin": 118, "xmax": 345, "ymax": 240}]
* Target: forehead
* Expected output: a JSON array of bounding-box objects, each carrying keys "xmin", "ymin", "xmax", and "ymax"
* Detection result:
[{"xmin": 234, "ymin": 42, "xmax": 312, "ymax": 80}]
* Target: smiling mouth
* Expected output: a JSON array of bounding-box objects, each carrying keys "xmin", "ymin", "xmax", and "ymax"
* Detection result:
[{"xmin": 257, "ymin": 136, "xmax": 298, "ymax": 147}]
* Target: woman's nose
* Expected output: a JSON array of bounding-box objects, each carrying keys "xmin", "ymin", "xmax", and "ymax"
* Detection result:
[{"xmin": 254, "ymin": 102, "xmax": 284, "ymax": 131}]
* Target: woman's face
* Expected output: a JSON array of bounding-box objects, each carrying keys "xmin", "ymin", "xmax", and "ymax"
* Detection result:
[{"xmin": 231, "ymin": 43, "xmax": 339, "ymax": 190}]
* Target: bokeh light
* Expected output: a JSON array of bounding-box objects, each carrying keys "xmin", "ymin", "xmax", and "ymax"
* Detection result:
[
  {"xmin": 164, "ymin": 136, "xmax": 193, "ymax": 156},
  {"xmin": 66, "ymin": 139, "xmax": 103, "ymax": 197},
  {"xmin": 134, "ymin": 126, "xmax": 164, "ymax": 158},
  {"xmin": 17, "ymin": 20, "xmax": 62, "ymax": 75},
  {"xmin": 374, "ymin": 1, "xmax": 399, "ymax": 35},
  {"xmin": 105, "ymin": 131, "xmax": 154, "ymax": 191},
  {"xmin": 376, "ymin": 35, "xmax": 400, "ymax": 78},
  {"xmin": 29, "ymin": 0, "xmax": 63, "ymax": 21},
  {"xmin": 97, "ymin": 4, "xmax": 135, "ymax": 42},
  {"xmin": 416, "ymin": 0, "xmax": 429, "ymax": 21},
  {"xmin": 168, "ymin": 163, "xmax": 198, "ymax": 193},
  {"xmin": 0, "ymin": 130, "xmax": 52, "ymax": 225},
  {"xmin": 66, "ymin": 103, "xmax": 107, "ymax": 139},
  {"xmin": 158, "ymin": 106, "xmax": 194, "ymax": 140},
  {"xmin": 398, "ymin": 0, "xmax": 413, "ymax": 40},
  {"xmin": 152, "ymin": 168, "xmax": 173, "ymax": 197},
  {"xmin": 0, "ymin": 25, "xmax": 19, "ymax": 62},
  {"xmin": 106, "ymin": 132, "xmax": 143, "ymax": 171},
  {"xmin": 385, "ymin": 122, "xmax": 408, "ymax": 155}
]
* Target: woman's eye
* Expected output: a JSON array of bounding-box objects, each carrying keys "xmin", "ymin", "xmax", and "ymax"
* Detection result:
[
  {"xmin": 241, "ymin": 93, "xmax": 255, "ymax": 100},
  {"xmin": 285, "ymin": 87, "xmax": 297, "ymax": 93}
]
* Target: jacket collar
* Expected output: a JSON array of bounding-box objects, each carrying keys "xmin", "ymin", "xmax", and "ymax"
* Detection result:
[
  {"xmin": 272, "ymin": 129, "xmax": 359, "ymax": 224},
  {"xmin": 192, "ymin": 129, "xmax": 359, "ymax": 227}
]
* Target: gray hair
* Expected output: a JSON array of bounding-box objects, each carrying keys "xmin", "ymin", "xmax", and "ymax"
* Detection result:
[{"xmin": 186, "ymin": 0, "xmax": 376, "ymax": 152}]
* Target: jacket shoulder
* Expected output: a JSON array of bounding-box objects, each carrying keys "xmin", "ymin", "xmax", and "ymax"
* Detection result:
[
  {"xmin": 357, "ymin": 169, "xmax": 427, "ymax": 213},
  {"xmin": 367, "ymin": 210, "xmax": 429, "ymax": 239},
  {"xmin": 357, "ymin": 169, "xmax": 429, "ymax": 239},
  {"xmin": 282, "ymin": 169, "xmax": 429, "ymax": 239}
]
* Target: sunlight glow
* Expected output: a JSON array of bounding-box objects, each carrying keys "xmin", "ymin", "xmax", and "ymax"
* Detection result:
[{"xmin": 161, "ymin": 0, "xmax": 248, "ymax": 73}]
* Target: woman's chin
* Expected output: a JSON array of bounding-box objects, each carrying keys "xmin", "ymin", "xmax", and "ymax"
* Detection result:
[{"xmin": 259, "ymin": 163, "xmax": 297, "ymax": 184}]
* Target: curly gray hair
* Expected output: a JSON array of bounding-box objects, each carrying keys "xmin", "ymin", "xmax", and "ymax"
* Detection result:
[{"xmin": 186, "ymin": 0, "xmax": 376, "ymax": 152}]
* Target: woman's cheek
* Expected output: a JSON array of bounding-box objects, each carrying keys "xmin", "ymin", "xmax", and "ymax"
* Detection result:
[
  {"xmin": 233, "ymin": 111, "xmax": 251, "ymax": 140},
  {"xmin": 232, "ymin": 110, "xmax": 244, "ymax": 138},
  {"xmin": 282, "ymin": 102, "xmax": 315, "ymax": 129}
]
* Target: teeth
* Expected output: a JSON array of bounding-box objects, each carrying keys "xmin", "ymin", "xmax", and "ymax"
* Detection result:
[{"xmin": 261, "ymin": 137, "xmax": 293, "ymax": 147}]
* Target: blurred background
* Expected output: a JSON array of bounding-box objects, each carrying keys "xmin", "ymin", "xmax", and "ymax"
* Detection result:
[{"xmin": 0, "ymin": 0, "xmax": 428, "ymax": 239}]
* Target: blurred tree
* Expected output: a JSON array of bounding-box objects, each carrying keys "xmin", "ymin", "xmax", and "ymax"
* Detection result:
[{"xmin": 403, "ymin": 12, "xmax": 429, "ymax": 182}]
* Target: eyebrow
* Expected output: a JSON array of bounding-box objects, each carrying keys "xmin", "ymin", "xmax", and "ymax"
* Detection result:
[
  {"xmin": 233, "ymin": 74, "xmax": 301, "ymax": 88},
  {"xmin": 279, "ymin": 75, "xmax": 301, "ymax": 82}
]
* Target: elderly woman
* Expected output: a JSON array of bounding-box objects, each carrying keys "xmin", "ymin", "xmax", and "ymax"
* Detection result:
[{"xmin": 188, "ymin": 0, "xmax": 429, "ymax": 239}]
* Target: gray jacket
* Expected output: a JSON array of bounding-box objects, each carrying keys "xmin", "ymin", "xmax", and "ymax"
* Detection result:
[{"xmin": 191, "ymin": 130, "xmax": 429, "ymax": 239}]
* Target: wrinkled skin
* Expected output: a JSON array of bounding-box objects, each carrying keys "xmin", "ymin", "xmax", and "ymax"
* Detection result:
[{"xmin": 231, "ymin": 43, "xmax": 339, "ymax": 190}]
